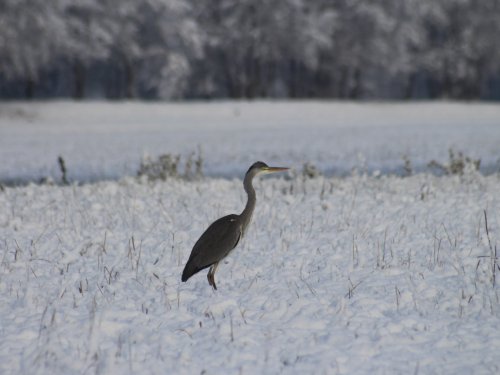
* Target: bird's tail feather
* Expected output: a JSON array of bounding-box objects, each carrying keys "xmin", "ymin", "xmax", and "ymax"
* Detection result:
[
  {"xmin": 181, "ymin": 264, "xmax": 194, "ymax": 282},
  {"xmin": 182, "ymin": 259, "xmax": 203, "ymax": 282}
]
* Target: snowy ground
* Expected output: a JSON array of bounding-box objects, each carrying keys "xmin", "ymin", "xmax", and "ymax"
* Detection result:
[
  {"xmin": 1, "ymin": 101, "xmax": 500, "ymax": 374},
  {"xmin": 0, "ymin": 101, "xmax": 499, "ymax": 183}
]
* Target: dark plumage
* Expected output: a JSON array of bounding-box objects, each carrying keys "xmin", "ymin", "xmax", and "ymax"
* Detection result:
[
  {"xmin": 181, "ymin": 161, "xmax": 288, "ymax": 290},
  {"xmin": 181, "ymin": 215, "xmax": 241, "ymax": 282}
]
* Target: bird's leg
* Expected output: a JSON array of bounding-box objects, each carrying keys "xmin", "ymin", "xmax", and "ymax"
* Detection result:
[
  {"xmin": 207, "ymin": 262, "xmax": 219, "ymax": 290},
  {"xmin": 207, "ymin": 267, "xmax": 213, "ymax": 288},
  {"xmin": 207, "ymin": 267, "xmax": 216, "ymax": 290}
]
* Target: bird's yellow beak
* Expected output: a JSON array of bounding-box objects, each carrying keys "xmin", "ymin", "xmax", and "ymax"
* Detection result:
[{"xmin": 263, "ymin": 166, "xmax": 289, "ymax": 174}]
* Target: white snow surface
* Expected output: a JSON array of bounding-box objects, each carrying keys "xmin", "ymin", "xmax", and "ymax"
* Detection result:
[
  {"xmin": 1, "ymin": 101, "xmax": 500, "ymax": 374},
  {"xmin": 0, "ymin": 101, "xmax": 499, "ymax": 182}
]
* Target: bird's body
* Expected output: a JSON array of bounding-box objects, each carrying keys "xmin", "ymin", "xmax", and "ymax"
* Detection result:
[
  {"xmin": 181, "ymin": 214, "xmax": 242, "ymax": 282},
  {"xmin": 181, "ymin": 161, "xmax": 288, "ymax": 289}
]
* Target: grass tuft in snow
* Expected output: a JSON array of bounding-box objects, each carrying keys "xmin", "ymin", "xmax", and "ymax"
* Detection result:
[
  {"xmin": 137, "ymin": 148, "xmax": 203, "ymax": 182},
  {"xmin": 428, "ymin": 148, "xmax": 481, "ymax": 176}
]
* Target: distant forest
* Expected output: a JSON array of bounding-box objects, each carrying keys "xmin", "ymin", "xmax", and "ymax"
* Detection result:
[{"xmin": 1, "ymin": 0, "xmax": 500, "ymax": 100}]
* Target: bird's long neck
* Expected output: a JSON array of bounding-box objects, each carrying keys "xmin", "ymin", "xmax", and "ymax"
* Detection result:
[{"xmin": 240, "ymin": 172, "xmax": 256, "ymax": 235}]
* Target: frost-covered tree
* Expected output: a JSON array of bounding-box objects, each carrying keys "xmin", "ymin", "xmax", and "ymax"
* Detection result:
[
  {"xmin": 420, "ymin": 0, "xmax": 500, "ymax": 99},
  {"xmin": 0, "ymin": 0, "xmax": 66, "ymax": 97},
  {"xmin": 61, "ymin": 0, "xmax": 113, "ymax": 98},
  {"xmin": 359, "ymin": 0, "xmax": 430, "ymax": 98},
  {"xmin": 94, "ymin": 0, "xmax": 144, "ymax": 98},
  {"xmin": 60, "ymin": 0, "xmax": 201, "ymax": 99},
  {"xmin": 466, "ymin": 0, "xmax": 500, "ymax": 99},
  {"xmin": 317, "ymin": 0, "xmax": 400, "ymax": 98},
  {"xmin": 194, "ymin": 0, "xmax": 335, "ymax": 98},
  {"xmin": 136, "ymin": 0, "xmax": 203, "ymax": 99},
  {"xmin": 1, "ymin": 0, "xmax": 499, "ymax": 99}
]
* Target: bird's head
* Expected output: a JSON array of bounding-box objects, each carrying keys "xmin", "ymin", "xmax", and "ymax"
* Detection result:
[{"xmin": 246, "ymin": 161, "xmax": 289, "ymax": 176}]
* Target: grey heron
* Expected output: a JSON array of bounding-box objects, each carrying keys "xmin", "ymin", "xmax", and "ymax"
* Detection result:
[{"xmin": 181, "ymin": 161, "xmax": 289, "ymax": 290}]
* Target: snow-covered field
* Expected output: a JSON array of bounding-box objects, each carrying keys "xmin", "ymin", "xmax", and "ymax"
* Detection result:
[
  {"xmin": 1, "ymin": 101, "xmax": 500, "ymax": 374},
  {"xmin": 0, "ymin": 101, "xmax": 499, "ymax": 183}
]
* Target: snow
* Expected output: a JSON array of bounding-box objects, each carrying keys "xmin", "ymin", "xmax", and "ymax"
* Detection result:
[
  {"xmin": 1, "ymin": 101, "xmax": 500, "ymax": 374},
  {"xmin": 0, "ymin": 101, "xmax": 499, "ymax": 183}
]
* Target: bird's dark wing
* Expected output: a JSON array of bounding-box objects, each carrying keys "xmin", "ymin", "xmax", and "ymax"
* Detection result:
[{"xmin": 181, "ymin": 214, "xmax": 242, "ymax": 282}]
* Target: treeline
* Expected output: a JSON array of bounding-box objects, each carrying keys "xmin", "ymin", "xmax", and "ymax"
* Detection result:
[{"xmin": 1, "ymin": 0, "xmax": 499, "ymax": 100}]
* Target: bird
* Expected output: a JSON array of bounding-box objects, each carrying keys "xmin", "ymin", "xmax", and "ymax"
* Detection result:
[{"xmin": 181, "ymin": 161, "xmax": 289, "ymax": 290}]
